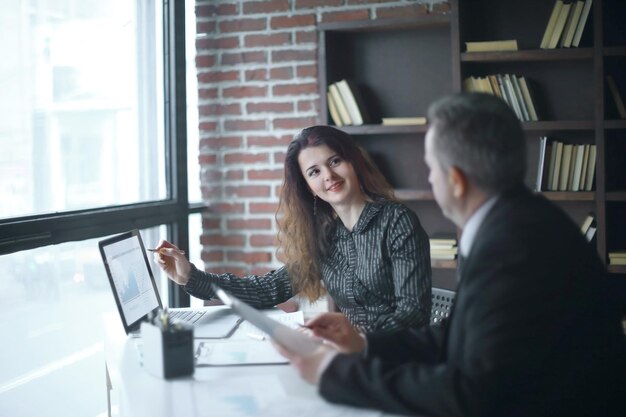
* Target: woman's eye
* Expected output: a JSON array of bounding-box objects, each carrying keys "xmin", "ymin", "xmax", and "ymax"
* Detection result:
[
  {"xmin": 330, "ymin": 157, "xmax": 341, "ymax": 166},
  {"xmin": 308, "ymin": 169, "xmax": 319, "ymax": 177}
]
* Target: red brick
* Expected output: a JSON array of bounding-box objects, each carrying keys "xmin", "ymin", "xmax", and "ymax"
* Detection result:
[
  {"xmin": 432, "ymin": 2, "xmax": 452, "ymax": 14},
  {"xmin": 225, "ymin": 169, "xmax": 245, "ymax": 180},
  {"xmin": 250, "ymin": 234, "xmax": 278, "ymax": 246},
  {"xmin": 227, "ymin": 218, "xmax": 272, "ymax": 229},
  {"xmin": 196, "ymin": 3, "xmax": 238, "ymax": 17},
  {"xmin": 248, "ymin": 169, "xmax": 284, "ymax": 180},
  {"xmin": 224, "ymin": 119, "xmax": 268, "ymax": 131},
  {"xmin": 377, "ymin": 4, "xmax": 429, "ymax": 19},
  {"xmin": 273, "ymin": 82, "xmax": 318, "ymax": 96},
  {"xmin": 200, "ymin": 136, "xmax": 243, "ymax": 148},
  {"xmin": 297, "ymin": 99, "xmax": 318, "ymax": 112},
  {"xmin": 295, "ymin": 0, "xmax": 342, "ymax": 9},
  {"xmin": 250, "ymin": 203, "xmax": 279, "ymax": 214},
  {"xmin": 245, "ymin": 32, "xmax": 291, "ymax": 48},
  {"xmin": 223, "ymin": 85, "xmax": 268, "ymax": 99},
  {"xmin": 296, "ymin": 30, "xmax": 317, "ymax": 44},
  {"xmin": 198, "ymin": 87, "xmax": 218, "ymax": 99},
  {"xmin": 347, "ymin": 0, "xmax": 396, "ymax": 4},
  {"xmin": 273, "ymin": 116, "xmax": 318, "ymax": 130},
  {"xmin": 198, "ymin": 154, "xmax": 217, "ymax": 165},
  {"xmin": 201, "ymin": 185, "xmax": 222, "ymax": 199},
  {"xmin": 248, "ymin": 134, "xmax": 292, "ymax": 147},
  {"xmin": 222, "ymin": 51, "xmax": 267, "ymax": 66},
  {"xmin": 270, "ymin": 67, "xmax": 293, "ymax": 80},
  {"xmin": 225, "ymin": 185, "xmax": 271, "ymax": 198},
  {"xmin": 296, "ymin": 64, "xmax": 317, "ymax": 78},
  {"xmin": 201, "ymin": 234, "xmax": 246, "ymax": 247},
  {"xmin": 198, "ymin": 121, "xmax": 218, "ymax": 132},
  {"xmin": 274, "ymin": 184, "xmax": 283, "ymax": 196},
  {"xmin": 321, "ymin": 9, "xmax": 370, "ymax": 23},
  {"xmin": 201, "ymin": 169, "xmax": 223, "ymax": 182},
  {"xmin": 247, "ymin": 102, "xmax": 293, "ymax": 114},
  {"xmin": 271, "ymin": 14, "xmax": 316, "ymax": 29},
  {"xmin": 274, "ymin": 151, "xmax": 287, "ymax": 164},
  {"xmin": 210, "ymin": 202, "xmax": 245, "ymax": 214},
  {"xmin": 195, "ymin": 54, "xmax": 217, "ymax": 68},
  {"xmin": 224, "ymin": 152, "xmax": 270, "ymax": 164},
  {"xmin": 202, "ymin": 218, "xmax": 221, "ymax": 229},
  {"xmin": 243, "ymin": 0, "xmax": 289, "ymax": 14},
  {"xmin": 245, "ymin": 68, "xmax": 268, "ymax": 81},
  {"xmin": 201, "ymin": 250, "xmax": 224, "ymax": 262},
  {"xmin": 198, "ymin": 103, "xmax": 241, "ymax": 117},
  {"xmin": 196, "ymin": 36, "xmax": 239, "ymax": 50},
  {"xmin": 219, "ymin": 18, "xmax": 267, "ymax": 33},
  {"xmin": 196, "ymin": 21, "xmax": 216, "ymax": 34},
  {"xmin": 272, "ymin": 49, "xmax": 317, "ymax": 63},
  {"xmin": 227, "ymin": 251, "xmax": 273, "ymax": 263}
]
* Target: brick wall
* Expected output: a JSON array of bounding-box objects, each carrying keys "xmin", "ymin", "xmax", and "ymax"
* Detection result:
[{"xmin": 194, "ymin": 0, "xmax": 449, "ymax": 276}]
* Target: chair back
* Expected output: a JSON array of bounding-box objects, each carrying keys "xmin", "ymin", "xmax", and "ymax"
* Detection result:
[{"xmin": 431, "ymin": 288, "xmax": 456, "ymax": 325}]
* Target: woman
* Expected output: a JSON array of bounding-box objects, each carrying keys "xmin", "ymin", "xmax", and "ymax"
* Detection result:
[{"xmin": 155, "ymin": 125, "xmax": 431, "ymax": 332}]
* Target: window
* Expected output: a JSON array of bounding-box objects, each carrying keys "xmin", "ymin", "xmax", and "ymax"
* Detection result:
[{"xmin": 0, "ymin": 1, "xmax": 192, "ymax": 415}]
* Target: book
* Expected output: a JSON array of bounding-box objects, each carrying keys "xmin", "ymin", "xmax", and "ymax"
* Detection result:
[
  {"xmin": 584, "ymin": 144, "xmax": 596, "ymax": 191},
  {"xmin": 547, "ymin": 1, "xmax": 572, "ymax": 48},
  {"xmin": 511, "ymin": 75, "xmax": 530, "ymax": 121},
  {"xmin": 608, "ymin": 251, "xmax": 626, "ymax": 265},
  {"xmin": 381, "ymin": 117, "xmax": 427, "ymax": 126},
  {"xmin": 503, "ymin": 74, "xmax": 524, "ymax": 121},
  {"xmin": 535, "ymin": 136, "xmax": 549, "ymax": 191},
  {"xmin": 465, "ymin": 39, "xmax": 518, "ymax": 52},
  {"xmin": 558, "ymin": 143, "xmax": 573, "ymax": 191},
  {"xmin": 570, "ymin": 144, "xmax": 585, "ymax": 191},
  {"xmin": 606, "ymin": 75, "xmax": 626, "ymax": 119},
  {"xmin": 518, "ymin": 77, "xmax": 539, "ymax": 121},
  {"xmin": 335, "ymin": 79, "xmax": 369, "ymax": 126},
  {"xmin": 579, "ymin": 144, "xmax": 590, "ymax": 188},
  {"xmin": 548, "ymin": 141, "xmax": 563, "ymax": 191},
  {"xmin": 585, "ymin": 225, "xmax": 597, "ymax": 243},
  {"xmin": 326, "ymin": 91, "xmax": 343, "ymax": 127},
  {"xmin": 328, "ymin": 83, "xmax": 352, "ymax": 125},
  {"xmin": 429, "ymin": 236, "xmax": 457, "ymax": 246},
  {"xmin": 572, "ymin": 0, "xmax": 593, "ymax": 47},
  {"xmin": 541, "ymin": 0, "xmax": 565, "ymax": 49},
  {"xmin": 560, "ymin": 0, "xmax": 585, "ymax": 48},
  {"xmin": 580, "ymin": 214, "xmax": 595, "ymax": 235}
]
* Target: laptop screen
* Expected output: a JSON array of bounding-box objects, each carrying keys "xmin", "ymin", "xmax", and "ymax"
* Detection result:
[{"xmin": 99, "ymin": 230, "xmax": 162, "ymax": 334}]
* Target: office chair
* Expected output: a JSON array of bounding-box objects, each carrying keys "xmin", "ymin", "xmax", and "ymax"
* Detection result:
[{"xmin": 431, "ymin": 288, "xmax": 456, "ymax": 325}]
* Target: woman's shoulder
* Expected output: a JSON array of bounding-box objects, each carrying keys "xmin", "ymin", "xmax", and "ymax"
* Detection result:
[{"xmin": 373, "ymin": 199, "xmax": 417, "ymax": 220}]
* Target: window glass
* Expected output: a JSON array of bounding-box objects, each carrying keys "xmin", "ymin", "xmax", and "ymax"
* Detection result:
[
  {"xmin": 0, "ymin": 227, "xmax": 166, "ymax": 416},
  {"xmin": 0, "ymin": 0, "xmax": 166, "ymax": 219},
  {"xmin": 186, "ymin": 0, "xmax": 201, "ymax": 203}
]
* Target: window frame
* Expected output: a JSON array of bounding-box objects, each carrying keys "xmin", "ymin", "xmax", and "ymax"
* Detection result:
[{"xmin": 0, "ymin": 0, "xmax": 194, "ymax": 307}]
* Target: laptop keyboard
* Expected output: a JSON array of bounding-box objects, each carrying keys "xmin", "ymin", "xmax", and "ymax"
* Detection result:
[{"xmin": 169, "ymin": 309, "xmax": 206, "ymax": 324}]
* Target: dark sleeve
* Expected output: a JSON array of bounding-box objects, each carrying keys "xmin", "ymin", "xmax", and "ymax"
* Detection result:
[
  {"xmin": 183, "ymin": 264, "xmax": 294, "ymax": 309},
  {"xmin": 368, "ymin": 206, "xmax": 432, "ymax": 332}
]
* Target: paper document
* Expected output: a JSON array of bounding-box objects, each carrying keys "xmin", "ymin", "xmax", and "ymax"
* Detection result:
[
  {"xmin": 195, "ymin": 339, "xmax": 288, "ymax": 365},
  {"xmin": 213, "ymin": 285, "xmax": 323, "ymax": 355}
]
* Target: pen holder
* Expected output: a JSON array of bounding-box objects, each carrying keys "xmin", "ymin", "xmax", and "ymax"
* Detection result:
[{"xmin": 140, "ymin": 321, "xmax": 194, "ymax": 379}]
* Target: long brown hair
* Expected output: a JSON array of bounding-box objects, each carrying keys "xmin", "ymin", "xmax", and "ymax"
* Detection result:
[{"xmin": 276, "ymin": 126, "xmax": 395, "ymax": 301}]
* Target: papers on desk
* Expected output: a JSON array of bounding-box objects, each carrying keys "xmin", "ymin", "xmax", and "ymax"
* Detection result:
[
  {"xmin": 195, "ymin": 311, "xmax": 305, "ymax": 366},
  {"xmin": 258, "ymin": 397, "xmax": 413, "ymax": 417}
]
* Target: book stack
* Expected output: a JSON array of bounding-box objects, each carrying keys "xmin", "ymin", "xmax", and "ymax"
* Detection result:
[
  {"xmin": 540, "ymin": 0, "xmax": 593, "ymax": 49},
  {"xmin": 381, "ymin": 117, "xmax": 427, "ymax": 126},
  {"xmin": 535, "ymin": 138, "xmax": 596, "ymax": 192},
  {"xmin": 465, "ymin": 39, "xmax": 518, "ymax": 53},
  {"xmin": 608, "ymin": 251, "xmax": 626, "ymax": 266},
  {"xmin": 430, "ymin": 237, "xmax": 458, "ymax": 260},
  {"xmin": 327, "ymin": 79, "xmax": 370, "ymax": 127},
  {"xmin": 463, "ymin": 74, "xmax": 538, "ymax": 122},
  {"xmin": 580, "ymin": 213, "xmax": 596, "ymax": 242}
]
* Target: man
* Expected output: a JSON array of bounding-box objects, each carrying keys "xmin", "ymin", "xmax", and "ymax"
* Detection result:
[{"xmin": 276, "ymin": 93, "xmax": 626, "ymax": 417}]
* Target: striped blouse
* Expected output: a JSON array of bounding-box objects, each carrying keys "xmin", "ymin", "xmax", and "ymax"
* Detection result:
[{"xmin": 183, "ymin": 200, "xmax": 432, "ymax": 332}]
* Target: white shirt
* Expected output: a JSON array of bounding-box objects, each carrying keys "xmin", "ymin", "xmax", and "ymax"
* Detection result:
[{"xmin": 459, "ymin": 195, "xmax": 499, "ymax": 257}]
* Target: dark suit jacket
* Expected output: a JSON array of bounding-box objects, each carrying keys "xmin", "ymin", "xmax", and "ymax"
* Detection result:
[{"xmin": 320, "ymin": 186, "xmax": 626, "ymax": 417}]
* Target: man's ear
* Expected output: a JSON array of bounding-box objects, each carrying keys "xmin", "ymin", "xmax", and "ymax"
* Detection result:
[{"xmin": 448, "ymin": 166, "xmax": 468, "ymax": 199}]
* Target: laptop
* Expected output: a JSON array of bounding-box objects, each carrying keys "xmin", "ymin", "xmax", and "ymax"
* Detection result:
[{"xmin": 98, "ymin": 229, "xmax": 242, "ymax": 338}]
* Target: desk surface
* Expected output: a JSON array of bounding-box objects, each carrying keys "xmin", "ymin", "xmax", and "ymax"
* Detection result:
[{"xmin": 103, "ymin": 310, "xmax": 401, "ymax": 417}]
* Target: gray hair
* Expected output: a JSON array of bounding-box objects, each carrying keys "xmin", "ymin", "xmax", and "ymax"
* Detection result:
[{"xmin": 427, "ymin": 92, "xmax": 526, "ymax": 195}]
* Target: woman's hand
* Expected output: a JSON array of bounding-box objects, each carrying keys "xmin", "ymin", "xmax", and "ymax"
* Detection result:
[{"xmin": 153, "ymin": 240, "xmax": 191, "ymax": 285}]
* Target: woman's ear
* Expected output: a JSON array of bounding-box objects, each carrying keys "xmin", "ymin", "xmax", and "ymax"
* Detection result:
[{"xmin": 448, "ymin": 166, "xmax": 468, "ymax": 199}]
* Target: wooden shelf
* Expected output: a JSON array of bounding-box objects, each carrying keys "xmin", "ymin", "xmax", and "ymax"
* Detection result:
[
  {"xmin": 318, "ymin": 15, "xmax": 450, "ymax": 32},
  {"xmin": 608, "ymin": 265, "xmax": 626, "ymax": 274},
  {"xmin": 432, "ymin": 259, "xmax": 457, "ymax": 269},
  {"xmin": 606, "ymin": 192, "xmax": 626, "ymax": 201},
  {"xmin": 540, "ymin": 192, "xmax": 595, "ymax": 201},
  {"xmin": 521, "ymin": 120, "xmax": 595, "ymax": 131},
  {"xmin": 341, "ymin": 124, "xmax": 428, "ymax": 135},
  {"xmin": 461, "ymin": 48, "xmax": 593, "ymax": 63}
]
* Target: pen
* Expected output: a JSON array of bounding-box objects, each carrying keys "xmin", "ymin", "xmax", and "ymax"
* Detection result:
[
  {"xmin": 148, "ymin": 248, "xmax": 185, "ymax": 254},
  {"xmin": 246, "ymin": 332, "xmax": 265, "ymax": 341}
]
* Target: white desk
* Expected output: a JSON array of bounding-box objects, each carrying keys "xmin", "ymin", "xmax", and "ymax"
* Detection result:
[{"xmin": 103, "ymin": 311, "xmax": 396, "ymax": 417}]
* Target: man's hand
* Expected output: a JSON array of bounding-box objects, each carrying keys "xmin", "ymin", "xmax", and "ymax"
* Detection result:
[
  {"xmin": 153, "ymin": 240, "xmax": 191, "ymax": 285},
  {"xmin": 273, "ymin": 341, "xmax": 338, "ymax": 385},
  {"xmin": 305, "ymin": 312, "xmax": 366, "ymax": 354}
]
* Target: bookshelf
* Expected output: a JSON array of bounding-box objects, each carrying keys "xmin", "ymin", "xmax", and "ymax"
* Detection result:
[{"xmin": 317, "ymin": 0, "xmax": 626, "ymax": 293}]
